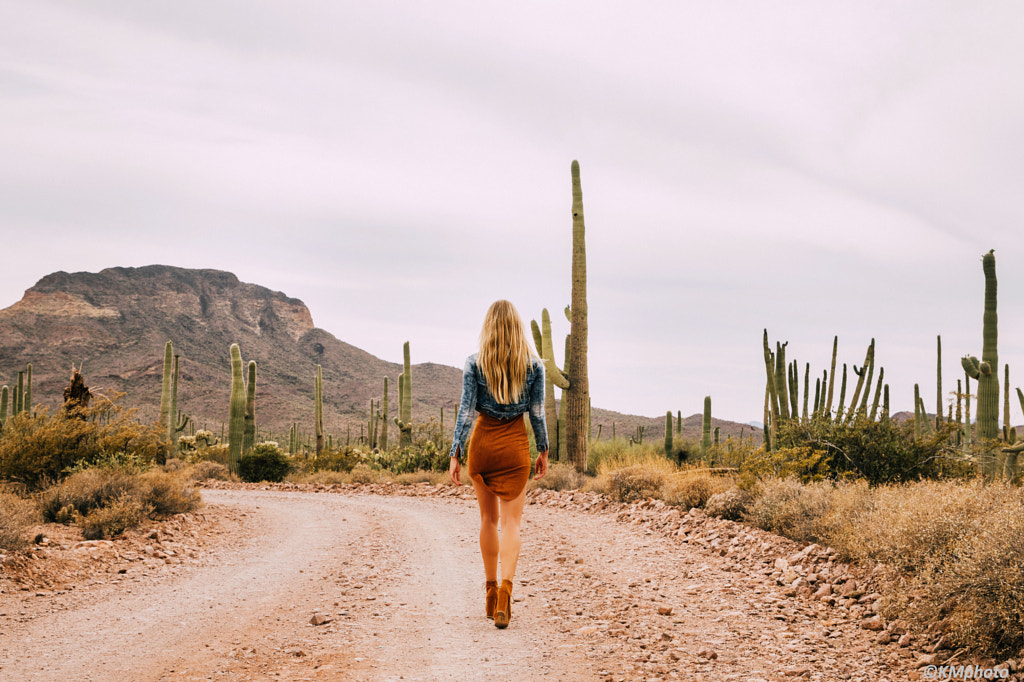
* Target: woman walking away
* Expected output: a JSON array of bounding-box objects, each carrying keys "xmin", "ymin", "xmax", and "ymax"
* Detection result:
[{"xmin": 449, "ymin": 300, "xmax": 548, "ymax": 629}]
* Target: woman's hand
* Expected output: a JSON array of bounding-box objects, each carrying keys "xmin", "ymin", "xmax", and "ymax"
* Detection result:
[
  {"xmin": 534, "ymin": 450, "xmax": 549, "ymax": 480},
  {"xmin": 449, "ymin": 456, "xmax": 461, "ymax": 486}
]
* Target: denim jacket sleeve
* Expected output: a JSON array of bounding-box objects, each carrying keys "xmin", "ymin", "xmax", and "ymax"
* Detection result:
[
  {"xmin": 528, "ymin": 360, "xmax": 549, "ymax": 453},
  {"xmin": 449, "ymin": 355, "xmax": 478, "ymax": 459}
]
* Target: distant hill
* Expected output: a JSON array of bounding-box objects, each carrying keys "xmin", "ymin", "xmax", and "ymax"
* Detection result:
[{"xmin": 0, "ymin": 265, "xmax": 756, "ymax": 446}]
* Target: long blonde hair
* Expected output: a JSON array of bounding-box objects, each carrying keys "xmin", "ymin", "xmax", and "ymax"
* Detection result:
[{"xmin": 478, "ymin": 300, "xmax": 534, "ymax": 404}]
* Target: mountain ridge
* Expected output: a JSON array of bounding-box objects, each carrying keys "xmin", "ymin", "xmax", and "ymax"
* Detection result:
[{"xmin": 0, "ymin": 265, "xmax": 755, "ymax": 447}]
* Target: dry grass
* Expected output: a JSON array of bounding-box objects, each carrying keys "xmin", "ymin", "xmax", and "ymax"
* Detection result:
[
  {"xmin": 37, "ymin": 467, "xmax": 201, "ymax": 540},
  {"xmin": 184, "ymin": 461, "xmax": 231, "ymax": 482},
  {"xmin": 348, "ymin": 463, "xmax": 379, "ymax": 484},
  {"xmin": 532, "ymin": 462, "xmax": 587, "ymax": 491},
  {"xmin": 0, "ymin": 491, "xmax": 40, "ymax": 550},
  {"xmin": 287, "ymin": 470, "xmax": 351, "ymax": 485},
  {"xmin": 738, "ymin": 476, "xmax": 1024, "ymax": 659},
  {"xmin": 660, "ymin": 469, "xmax": 734, "ymax": 509},
  {"xmin": 394, "ymin": 470, "xmax": 448, "ymax": 486},
  {"xmin": 78, "ymin": 493, "xmax": 148, "ymax": 540}
]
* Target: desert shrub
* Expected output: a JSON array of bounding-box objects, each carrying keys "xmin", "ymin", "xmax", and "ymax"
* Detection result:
[
  {"xmin": 375, "ymin": 442, "xmax": 449, "ymax": 474},
  {"xmin": 187, "ymin": 461, "xmax": 231, "ymax": 482},
  {"xmin": 288, "ymin": 470, "xmax": 351, "ymax": 485},
  {"xmin": 704, "ymin": 487, "xmax": 753, "ymax": 520},
  {"xmin": 163, "ymin": 458, "xmax": 185, "ymax": 472},
  {"xmin": 394, "ymin": 470, "xmax": 447, "ymax": 486},
  {"xmin": 605, "ymin": 465, "xmax": 666, "ymax": 503},
  {"xmin": 842, "ymin": 480, "xmax": 1024, "ymax": 659},
  {"xmin": 299, "ymin": 446, "xmax": 361, "ymax": 474},
  {"xmin": 136, "ymin": 470, "xmax": 201, "ymax": 516},
  {"xmin": 0, "ymin": 397, "xmax": 166, "ymax": 488},
  {"xmin": 775, "ymin": 417, "xmax": 967, "ymax": 484},
  {"xmin": 38, "ymin": 468, "xmax": 141, "ymax": 521},
  {"xmin": 0, "ymin": 492, "xmax": 40, "ymax": 550},
  {"xmin": 661, "ymin": 471, "xmax": 732, "ymax": 509},
  {"xmin": 743, "ymin": 478, "xmax": 840, "ymax": 543},
  {"xmin": 78, "ymin": 493, "xmax": 149, "ymax": 540},
  {"xmin": 349, "ymin": 463, "xmax": 378, "ymax": 484},
  {"xmin": 582, "ymin": 475, "xmax": 608, "ymax": 495},
  {"xmin": 238, "ymin": 443, "xmax": 292, "ymax": 483},
  {"xmin": 39, "ymin": 467, "xmax": 199, "ymax": 528},
  {"xmin": 183, "ymin": 443, "xmax": 230, "ymax": 465},
  {"xmin": 588, "ymin": 438, "xmax": 671, "ymax": 476},
  {"xmin": 737, "ymin": 446, "xmax": 830, "ymax": 488},
  {"xmin": 534, "ymin": 462, "xmax": 586, "ymax": 491}
]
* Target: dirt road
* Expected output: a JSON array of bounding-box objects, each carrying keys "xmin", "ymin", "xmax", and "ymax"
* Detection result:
[{"xmin": 1, "ymin": 488, "xmax": 915, "ymax": 681}]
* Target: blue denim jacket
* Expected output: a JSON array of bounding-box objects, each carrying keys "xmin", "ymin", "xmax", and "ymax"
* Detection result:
[{"xmin": 449, "ymin": 353, "xmax": 548, "ymax": 459}]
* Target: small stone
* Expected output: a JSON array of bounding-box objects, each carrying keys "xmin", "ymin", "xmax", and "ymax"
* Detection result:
[
  {"xmin": 310, "ymin": 614, "xmax": 332, "ymax": 626},
  {"xmin": 861, "ymin": 616, "xmax": 884, "ymax": 631},
  {"xmin": 661, "ymin": 632, "xmax": 673, "ymax": 641},
  {"xmin": 915, "ymin": 654, "xmax": 939, "ymax": 668},
  {"xmin": 576, "ymin": 626, "xmax": 598, "ymax": 635},
  {"xmin": 697, "ymin": 648, "xmax": 717, "ymax": 660},
  {"xmin": 875, "ymin": 632, "xmax": 891, "ymax": 645},
  {"xmin": 657, "ymin": 606, "xmax": 673, "ymax": 616},
  {"xmin": 898, "ymin": 633, "xmax": 913, "ymax": 647}
]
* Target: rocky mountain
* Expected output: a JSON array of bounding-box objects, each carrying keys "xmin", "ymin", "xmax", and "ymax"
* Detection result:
[{"xmin": 0, "ymin": 265, "xmax": 754, "ymax": 448}]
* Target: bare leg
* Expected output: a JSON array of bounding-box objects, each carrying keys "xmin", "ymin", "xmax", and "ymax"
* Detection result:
[
  {"xmin": 498, "ymin": 487, "xmax": 527, "ymax": 582},
  {"xmin": 471, "ymin": 475, "xmax": 500, "ymax": 581}
]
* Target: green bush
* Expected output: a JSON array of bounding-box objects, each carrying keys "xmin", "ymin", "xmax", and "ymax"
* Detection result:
[
  {"xmin": 774, "ymin": 417, "xmax": 968, "ymax": 485},
  {"xmin": 238, "ymin": 443, "xmax": 292, "ymax": 483},
  {"xmin": 0, "ymin": 397, "xmax": 167, "ymax": 489}
]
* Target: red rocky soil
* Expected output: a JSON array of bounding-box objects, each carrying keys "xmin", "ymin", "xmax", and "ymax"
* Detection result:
[{"xmin": 2, "ymin": 482, "xmax": 1018, "ymax": 681}]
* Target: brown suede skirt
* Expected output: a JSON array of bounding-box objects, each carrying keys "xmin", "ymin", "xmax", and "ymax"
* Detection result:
[{"xmin": 467, "ymin": 413, "xmax": 532, "ymax": 501}]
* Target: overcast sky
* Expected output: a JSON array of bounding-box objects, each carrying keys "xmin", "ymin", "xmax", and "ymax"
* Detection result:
[{"xmin": 2, "ymin": 1, "xmax": 1024, "ymax": 423}]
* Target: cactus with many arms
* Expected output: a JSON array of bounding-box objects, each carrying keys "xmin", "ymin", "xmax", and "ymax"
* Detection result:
[
  {"xmin": 961, "ymin": 251, "xmax": 1001, "ymax": 475},
  {"xmin": 227, "ymin": 344, "xmax": 246, "ymax": 474}
]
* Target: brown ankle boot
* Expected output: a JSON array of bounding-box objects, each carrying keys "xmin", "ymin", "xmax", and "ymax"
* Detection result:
[
  {"xmin": 494, "ymin": 579, "xmax": 513, "ymax": 629},
  {"xmin": 485, "ymin": 581, "xmax": 498, "ymax": 619}
]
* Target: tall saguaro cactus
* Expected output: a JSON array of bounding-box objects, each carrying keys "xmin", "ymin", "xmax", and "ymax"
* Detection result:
[
  {"xmin": 381, "ymin": 376, "xmax": 389, "ymax": 451},
  {"xmin": 961, "ymin": 250, "xmax": 1000, "ymax": 476},
  {"xmin": 158, "ymin": 341, "xmax": 173, "ymax": 436},
  {"xmin": 664, "ymin": 411, "xmax": 673, "ymax": 457},
  {"xmin": 564, "ymin": 160, "xmax": 590, "ymax": 472},
  {"xmin": 243, "ymin": 361, "xmax": 257, "ymax": 455},
  {"xmin": 531, "ymin": 309, "xmax": 561, "ymax": 461},
  {"xmin": 702, "ymin": 396, "xmax": 712, "ymax": 460},
  {"xmin": 394, "ymin": 341, "xmax": 413, "ymax": 447},
  {"xmin": 314, "ymin": 365, "xmax": 324, "ymax": 454},
  {"xmin": 0, "ymin": 385, "xmax": 8, "ymax": 430},
  {"xmin": 228, "ymin": 344, "xmax": 246, "ymax": 475},
  {"xmin": 168, "ymin": 354, "xmax": 189, "ymax": 454},
  {"xmin": 24, "ymin": 364, "xmax": 31, "ymax": 415}
]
